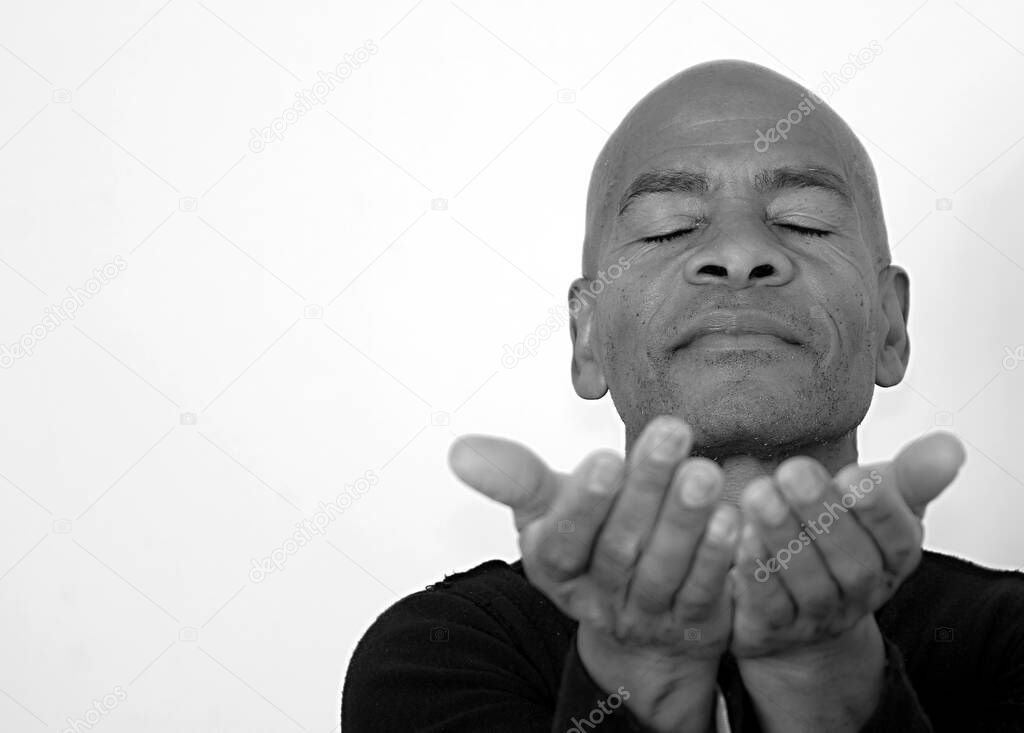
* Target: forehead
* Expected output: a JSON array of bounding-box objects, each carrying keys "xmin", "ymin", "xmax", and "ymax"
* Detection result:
[{"xmin": 613, "ymin": 114, "xmax": 850, "ymax": 190}]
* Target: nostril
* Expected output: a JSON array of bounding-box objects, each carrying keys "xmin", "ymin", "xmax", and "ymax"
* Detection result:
[
  {"xmin": 698, "ymin": 264, "xmax": 728, "ymax": 277},
  {"xmin": 750, "ymin": 264, "xmax": 775, "ymax": 279}
]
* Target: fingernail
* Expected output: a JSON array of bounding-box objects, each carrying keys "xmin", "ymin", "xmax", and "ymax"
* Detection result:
[
  {"xmin": 680, "ymin": 467, "xmax": 717, "ymax": 506},
  {"xmin": 706, "ymin": 508, "xmax": 738, "ymax": 544},
  {"xmin": 648, "ymin": 418, "xmax": 688, "ymax": 461},
  {"xmin": 755, "ymin": 484, "xmax": 790, "ymax": 526},
  {"xmin": 783, "ymin": 461, "xmax": 825, "ymax": 503},
  {"xmin": 587, "ymin": 454, "xmax": 619, "ymax": 494}
]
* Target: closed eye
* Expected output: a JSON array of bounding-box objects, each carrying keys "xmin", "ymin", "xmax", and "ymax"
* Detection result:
[
  {"xmin": 778, "ymin": 223, "xmax": 830, "ymax": 237},
  {"xmin": 641, "ymin": 227, "xmax": 696, "ymax": 244}
]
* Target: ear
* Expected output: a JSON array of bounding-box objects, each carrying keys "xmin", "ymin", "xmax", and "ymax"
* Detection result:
[
  {"xmin": 568, "ymin": 278, "xmax": 608, "ymax": 399},
  {"xmin": 875, "ymin": 265, "xmax": 910, "ymax": 387}
]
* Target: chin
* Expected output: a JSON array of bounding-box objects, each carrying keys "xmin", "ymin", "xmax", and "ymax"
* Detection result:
[{"xmin": 616, "ymin": 365, "xmax": 871, "ymax": 460}]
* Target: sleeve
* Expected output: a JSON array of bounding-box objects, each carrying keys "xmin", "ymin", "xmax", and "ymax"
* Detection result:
[
  {"xmin": 553, "ymin": 631, "xmax": 664, "ymax": 732},
  {"xmin": 857, "ymin": 636, "xmax": 934, "ymax": 733},
  {"xmin": 714, "ymin": 637, "xmax": 934, "ymax": 733},
  {"xmin": 954, "ymin": 593, "xmax": 1024, "ymax": 733},
  {"xmin": 341, "ymin": 589, "xmax": 552, "ymax": 732},
  {"xmin": 342, "ymin": 590, "xmax": 657, "ymax": 732}
]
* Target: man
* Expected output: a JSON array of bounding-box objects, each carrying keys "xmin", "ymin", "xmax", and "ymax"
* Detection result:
[{"xmin": 341, "ymin": 60, "xmax": 1024, "ymax": 731}]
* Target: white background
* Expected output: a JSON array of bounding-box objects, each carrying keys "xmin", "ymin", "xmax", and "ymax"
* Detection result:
[{"xmin": 1, "ymin": 1, "xmax": 1023, "ymax": 731}]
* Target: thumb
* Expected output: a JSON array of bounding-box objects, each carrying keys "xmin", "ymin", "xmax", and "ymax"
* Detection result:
[
  {"xmin": 867, "ymin": 431, "xmax": 966, "ymax": 517},
  {"xmin": 448, "ymin": 435, "xmax": 564, "ymax": 529}
]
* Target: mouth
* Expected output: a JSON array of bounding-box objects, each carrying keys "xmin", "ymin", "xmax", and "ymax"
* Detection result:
[{"xmin": 675, "ymin": 310, "xmax": 803, "ymax": 351}]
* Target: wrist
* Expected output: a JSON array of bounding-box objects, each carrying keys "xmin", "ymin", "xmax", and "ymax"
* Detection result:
[
  {"xmin": 741, "ymin": 616, "xmax": 884, "ymax": 683},
  {"xmin": 738, "ymin": 618, "xmax": 885, "ymax": 732},
  {"xmin": 577, "ymin": 623, "xmax": 720, "ymax": 733}
]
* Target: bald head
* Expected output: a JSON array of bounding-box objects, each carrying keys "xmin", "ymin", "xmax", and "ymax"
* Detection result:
[
  {"xmin": 567, "ymin": 59, "xmax": 910, "ymax": 457},
  {"xmin": 582, "ymin": 60, "xmax": 888, "ymax": 278}
]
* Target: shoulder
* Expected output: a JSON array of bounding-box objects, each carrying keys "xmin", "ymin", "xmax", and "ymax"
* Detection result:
[
  {"xmin": 880, "ymin": 549, "xmax": 1024, "ymax": 664},
  {"xmin": 883, "ymin": 549, "xmax": 1024, "ymax": 622},
  {"xmin": 911, "ymin": 550, "xmax": 1024, "ymax": 603},
  {"xmin": 876, "ymin": 550, "xmax": 1024, "ymax": 726},
  {"xmin": 341, "ymin": 558, "xmax": 575, "ymax": 727},
  {"xmin": 351, "ymin": 558, "xmax": 561, "ymax": 646}
]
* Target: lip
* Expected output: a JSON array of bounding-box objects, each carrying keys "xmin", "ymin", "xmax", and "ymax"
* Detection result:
[{"xmin": 674, "ymin": 310, "xmax": 802, "ymax": 350}]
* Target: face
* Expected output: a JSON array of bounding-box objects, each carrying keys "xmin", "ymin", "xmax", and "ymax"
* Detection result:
[{"xmin": 570, "ymin": 74, "xmax": 908, "ymax": 457}]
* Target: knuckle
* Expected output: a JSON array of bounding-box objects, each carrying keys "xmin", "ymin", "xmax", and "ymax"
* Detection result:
[
  {"xmin": 800, "ymin": 591, "xmax": 837, "ymax": 619},
  {"xmin": 612, "ymin": 610, "xmax": 647, "ymax": 641},
  {"xmin": 889, "ymin": 543, "xmax": 920, "ymax": 574},
  {"xmin": 676, "ymin": 588, "xmax": 716, "ymax": 619},
  {"xmin": 763, "ymin": 596, "xmax": 795, "ymax": 628},
  {"xmin": 574, "ymin": 596, "xmax": 612, "ymax": 630},
  {"xmin": 843, "ymin": 561, "xmax": 884, "ymax": 593},
  {"xmin": 537, "ymin": 540, "xmax": 578, "ymax": 580},
  {"xmin": 598, "ymin": 534, "xmax": 641, "ymax": 573},
  {"xmin": 842, "ymin": 567, "xmax": 881, "ymax": 600},
  {"xmin": 630, "ymin": 580, "xmax": 670, "ymax": 613}
]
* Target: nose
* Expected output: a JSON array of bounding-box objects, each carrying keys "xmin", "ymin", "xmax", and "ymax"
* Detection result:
[{"xmin": 683, "ymin": 222, "xmax": 795, "ymax": 289}]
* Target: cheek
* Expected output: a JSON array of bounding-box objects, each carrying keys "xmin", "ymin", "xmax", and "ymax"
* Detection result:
[
  {"xmin": 825, "ymin": 278, "xmax": 877, "ymax": 367},
  {"xmin": 596, "ymin": 280, "xmax": 661, "ymax": 367}
]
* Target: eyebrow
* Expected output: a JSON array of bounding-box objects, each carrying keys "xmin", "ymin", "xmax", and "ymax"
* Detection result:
[
  {"xmin": 753, "ymin": 165, "xmax": 853, "ymax": 204},
  {"xmin": 617, "ymin": 169, "xmax": 710, "ymax": 215},
  {"xmin": 616, "ymin": 165, "xmax": 853, "ymax": 216}
]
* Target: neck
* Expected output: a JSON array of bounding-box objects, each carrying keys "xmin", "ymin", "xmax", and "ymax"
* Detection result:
[
  {"xmin": 625, "ymin": 429, "xmax": 859, "ymax": 505},
  {"xmin": 716, "ymin": 434, "xmax": 859, "ymax": 504}
]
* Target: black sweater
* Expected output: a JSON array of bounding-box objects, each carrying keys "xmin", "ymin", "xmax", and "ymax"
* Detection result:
[{"xmin": 342, "ymin": 550, "xmax": 1024, "ymax": 732}]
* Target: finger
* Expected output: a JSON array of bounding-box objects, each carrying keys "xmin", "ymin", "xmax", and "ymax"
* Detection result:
[
  {"xmin": 626, "ymin": 458, "xmax": 723, "ymax": 614},
  {"xmin": 673, "ymin": 502, "xmax": 741, "ymax": 621},
  {"xmin": 526, "ymin": 451, "xmax": 624, "ymax": 583},
  {"xmin": 834, "ymin": 462, "xmax": 923, "ymax": 582},
  {"xmin": 741, "ymin": 474, "xmax": 837, "ymax": 621},
  {"xmin": 589, "ymin": 416, "xmax": 692, "ymax": 590},
  {"xmin": 449, "ymin": 435, "xmax": 566, "ymax": 530},
  {"xmin": 775, "ymin": 457, "xmax": 883, "ymax": 617},
  {"xmin": 879, "ymin": 431, "xmax": 966, "ymax": 518},
  {"xmin": 732, "ymin": 518, "xmax": 795, "ymax": 631}
]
